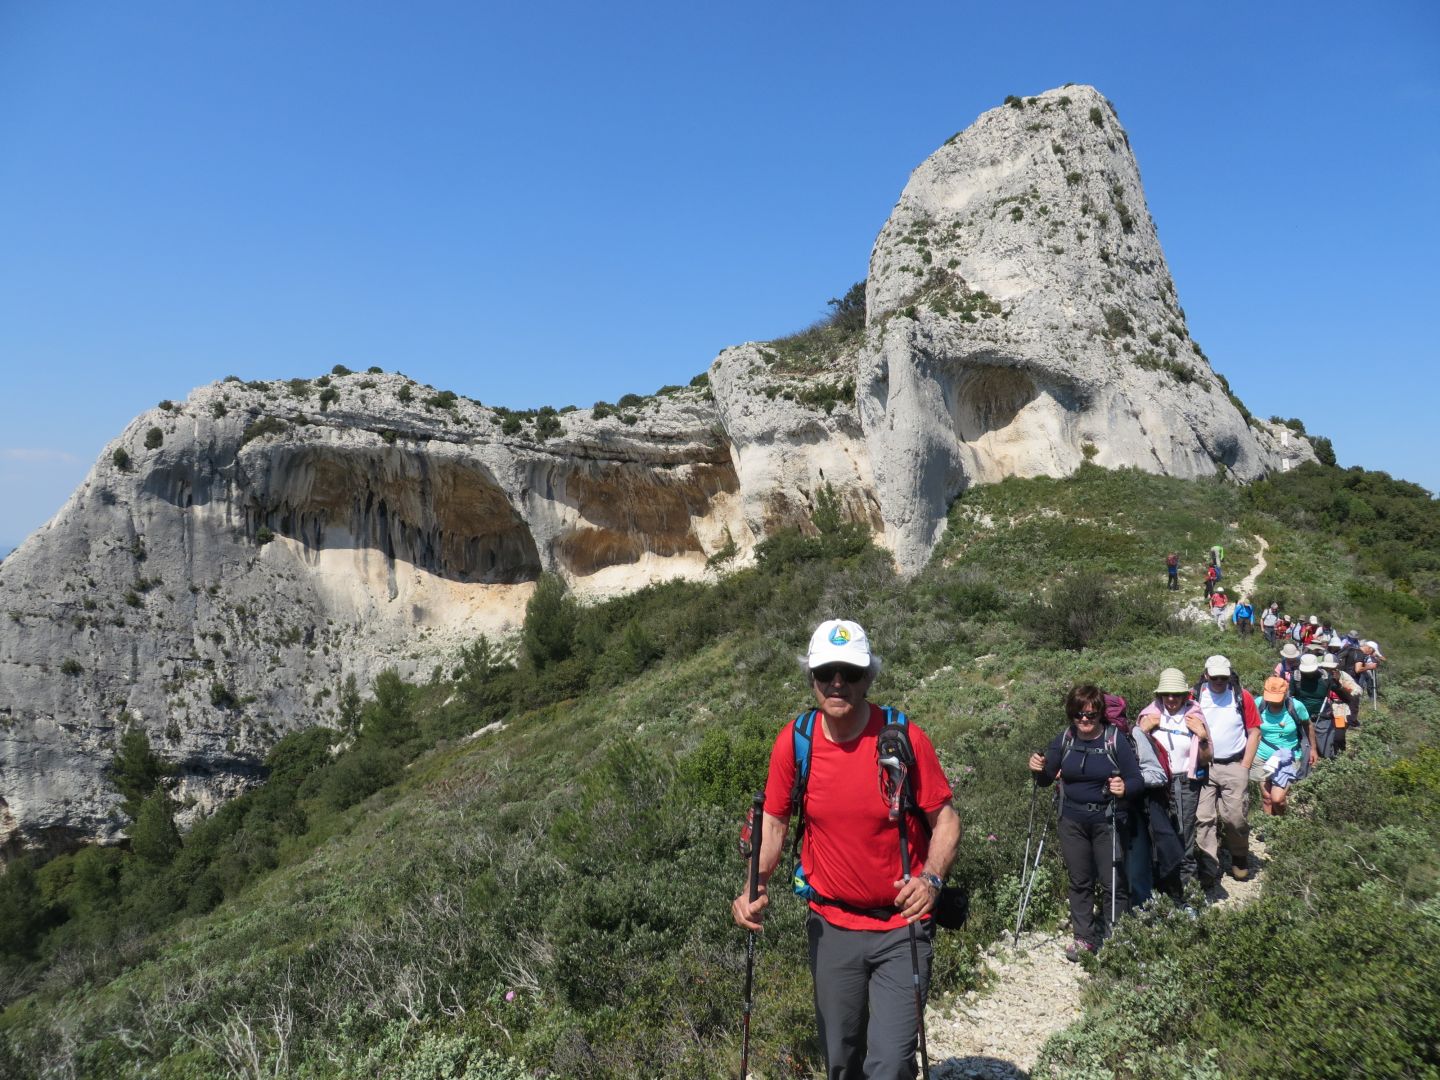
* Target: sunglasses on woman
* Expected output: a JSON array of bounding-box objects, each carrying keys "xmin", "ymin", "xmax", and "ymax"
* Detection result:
[
  {"xmin": 1072, "ymin": 709, "xmax": 1100, "ymax": 719},
  {"xmin": 812, "ymin": 664, "xmax": 868, "ymax": 685}
]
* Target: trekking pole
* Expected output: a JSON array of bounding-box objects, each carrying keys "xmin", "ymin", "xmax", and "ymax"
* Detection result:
[
  {"xmin": 878, "ymin": 729, "xmax": 930, "ymax": 1080},
  {"xmin": 738, "ymin": 791, "xmax": 764, "ymax": 1080},
  {"xmin": 1108, "ymin": 765, "xmax": 1120, "ymax": 936},
  {"xmin": 1013, "ymin": 778, "xmax": 1042, "ymax": 945}
]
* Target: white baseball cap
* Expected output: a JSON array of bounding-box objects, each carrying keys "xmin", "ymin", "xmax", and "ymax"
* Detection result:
[
  {"xmin": 807, "ymin": 619, "xmax": 875, "ymax": 671},
  {"xmin": 1205, "ymin": 655, "xmax": 1232, "ymax": 679}
]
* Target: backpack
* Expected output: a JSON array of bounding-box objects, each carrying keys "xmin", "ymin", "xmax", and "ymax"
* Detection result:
[
  {"xmin": 1259, "ymin": 697, "xmax": 1305, "ymax": 754},
  {"xmin": 1206, "ymin": 566, "xmax": 1217, "ymax": 582},
  {"xmin": 1057, "ymin": 722, "xmax": 1121, "ymax": 805},
  {"xmin": 1166, "ymin": 553, "xmax": 1178, "ymax": 569},
  {"xmin": 788, "ymin": 707, "xmax": 925, "ymax": 909}
]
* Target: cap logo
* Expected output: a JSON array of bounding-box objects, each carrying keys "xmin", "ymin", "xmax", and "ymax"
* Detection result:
[{"xmin": 829, "ymin": 626, "xmax": 851, "ymax": 646}]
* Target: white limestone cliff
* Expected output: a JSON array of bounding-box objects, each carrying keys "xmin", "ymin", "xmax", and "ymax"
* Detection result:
[{"xmin": 0, "ymin": 84, "xmax": 1311, "ymax": 856}]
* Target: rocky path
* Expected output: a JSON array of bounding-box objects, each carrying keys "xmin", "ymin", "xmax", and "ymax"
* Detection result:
[
  {"xmin": 926, "ymin": 834, "xmax": 1269, "ymax": 1078},
  {"xmin": 1233, "ymin": 533, "xmax": 1269, "ymax": 599},
  {"xmin": 927, "ymin": 931, "xmax": 1082, "ymax": 1079},
  {"xmin": 928, "ymin": 534, "xmax": 1271, "ymax": 1077}
]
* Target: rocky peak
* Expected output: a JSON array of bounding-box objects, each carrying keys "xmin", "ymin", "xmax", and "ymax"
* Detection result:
[{"xmin": 0, "ymin": 86, "xmax": 1310, "ymax": 857}]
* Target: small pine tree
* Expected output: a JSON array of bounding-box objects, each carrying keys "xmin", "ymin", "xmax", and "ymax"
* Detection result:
[
  {"xmin": 109, "ymin": 727, "xmax": 176, "ymax": 820},
  {"xmin": 0, "ymin": 856, "xmax": 46, "ymax": 958},
  {"xmin": 337, "ymin": 672, "xmax": 362, "ymax": 732},
  {"xmin": 129, "ymin": 792, "xmax": 182, "ymax": 866},
  {"xmin": 522, "ymin": 573, "xmax": 577, "ymax": 669}
]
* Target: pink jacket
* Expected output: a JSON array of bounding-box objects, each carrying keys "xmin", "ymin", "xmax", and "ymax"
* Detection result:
[{"xmin": 1135, "ymin": 698, "xmax": 1209, "ymax": 779}]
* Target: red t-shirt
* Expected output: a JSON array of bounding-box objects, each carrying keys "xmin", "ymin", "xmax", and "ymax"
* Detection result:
[{"xmin": 764, "ymin": 704, "xmax": 953, "ymax": 931}]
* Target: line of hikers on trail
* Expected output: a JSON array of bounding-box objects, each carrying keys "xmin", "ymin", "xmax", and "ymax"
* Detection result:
[{"xmin": 729, "ymin": 611, "xmax": 1392, "ymax": 1080}]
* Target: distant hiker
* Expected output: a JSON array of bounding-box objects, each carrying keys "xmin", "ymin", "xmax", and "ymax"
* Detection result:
[
  {"xmin": 1300, "ymin": 615, "xmax": 1319, "ymax": 647},
  {"xmin": 1028, "ymin": 684, "xmax": 1143, "ymax": 960},
  {"xmin": 1134, "ymin": 668, "xmax": 1210, "ymax": 899},
  {"xmin": 1273, "ymin": 642, "xmax": 1302, "ymax": 679},
  {"xmin": 733, "ymin": 619, "xmax": 960, "ymax": 1080},
  {"xmin": 1203, "ymin": 564, "xmax": 1217, "ymax": 600},
  {"xmin": 1261, "ymin": 603, "xmax": 1279, "ymax": 644},
  {"xmin": 1289, "ymin": 653, "xmax": 1336, "ymax": 761},
  {"xmin": 1193, "ymin": 656, "xmax": 1261, "ymax": 887},
  {"xmin": 1165, "ymin": 552, "xmax": 1179, "ymax": 591},
  {"xmin": 1209, "ymin": 544, "xmax": 1224, "ymax": 569},
  {"xmin": 1232, "ymin": 597, "xmax": 1255, "ymax": 637},
  {"xmin": 1253, "ymin": 677, "xmax": 1308, "ymax": 817},
  {"xmin": 1209, "ymin": 588, "xmax": 1228, "ymax": 629},
  {"xmin": 1273, "ymin": 612, "xmax": 1291, "ymax": 642}
]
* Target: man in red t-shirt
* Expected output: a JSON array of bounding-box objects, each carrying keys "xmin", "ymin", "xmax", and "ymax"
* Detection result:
[{"xmin": 732, "ymin": 619, "xmax": 961, "ymax": 1080}]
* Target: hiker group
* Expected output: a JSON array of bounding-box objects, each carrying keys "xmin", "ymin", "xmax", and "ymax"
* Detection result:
[
  {"xmin": 1024, "ymin": 624, "xmax": 1385, "ymax": 968},
  {"xmin": 729, "ymin": 584, "xmax": 1390, "ymax": 1079}
]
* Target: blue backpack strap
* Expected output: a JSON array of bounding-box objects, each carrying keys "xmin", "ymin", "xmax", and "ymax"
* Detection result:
[
  {"xmin": 789, "ymin": 709, "xmax": 819, "ymax": 900},
  {"xmin": 791, "ymin": 709, "xmax": 818, "ymax": 799}
]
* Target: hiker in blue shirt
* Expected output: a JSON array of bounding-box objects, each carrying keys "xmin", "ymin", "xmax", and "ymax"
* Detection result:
[{"xmin": 1231, "ymin": 597, "xmax": 1255, "ymax": 637}]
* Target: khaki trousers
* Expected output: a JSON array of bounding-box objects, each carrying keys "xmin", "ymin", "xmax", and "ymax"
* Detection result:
[{"xmin": 1196, "ymin": 758, "xmax": 1249, "ymax": 884}]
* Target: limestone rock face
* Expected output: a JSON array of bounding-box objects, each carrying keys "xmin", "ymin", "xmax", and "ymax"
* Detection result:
[
  {"xmin": 857, "ymin": 85, "xmax": 1307, "ymax": 572},
  {"xmin": 0, "ymin": 85, "xmax": 1310, "ymax": 854},
  {"xmin": 0, "ymin": 377, "xmax": 770, "ymax": 856}
]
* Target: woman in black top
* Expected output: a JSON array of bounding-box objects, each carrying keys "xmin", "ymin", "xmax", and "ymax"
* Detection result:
[{"xmin": 1028, "ymin": 684, "xmax": 1145, "ymax": 960}]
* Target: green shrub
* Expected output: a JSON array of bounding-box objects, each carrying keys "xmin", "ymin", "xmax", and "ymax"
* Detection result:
[
  {"xmin": 618, "ymin": 393, "xmax": 645, "ymax": 408},
  {"xmin": 240, "ymin": 415, "xmax": 288, "ymax": 445},
  {"xmin": 592, "ymin": 401, "xmax": 615, "ymax": 418},
  {"xmin": 111, "ymin": 447, "xmax": 130, "ymax": 470},
  {"xmin": 523, "ymin": 574, "xmax": 578, "ymax": 669},
  {"xmin": 332, "ymin": 364, "xmax": 353, "ymax": 376},
  {"xmin": 318, "ymin": 387, "xmax": 339, "ymax": 411},
  {"xmin": 143, "ymin": 426, "xmax": 163, "ymax": 450},
  {"xmin": 59, "ymin": 658, "xmax": 83, "ymax": 676},
  {"xmin": 255, "ymin": 525, "xmax": 274, "ymax": 545},
  {"xmin": 209, "ymin": 682, "xmax": 238, "ymax": 709},
  {"xmin": 1089, "ymin": 105, "xmax": 1103, "ymax": 127},
  {"xmin": 426, "ymin": 390, "xmax": 459, "ymax": 410},
  {"xmin": 210, "ymin": 400, "xmax": 227, "ymax": 418},
  {"xmin": 501, "ymin": 415, "xmax": 522, "ymax": 435},
  {"xmin": 1102, "ymin": 306, "xmax": 1134, "ymax": 338}
]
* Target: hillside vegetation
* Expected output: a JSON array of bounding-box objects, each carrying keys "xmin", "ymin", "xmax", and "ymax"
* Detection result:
[{"xmin": 1, "ymin": 462, "xmax": 1437, "ymax": 1078}]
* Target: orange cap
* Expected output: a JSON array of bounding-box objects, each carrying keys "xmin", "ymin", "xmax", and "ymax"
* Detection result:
[{"xmin": 1263, "ymin": 676, "xmax": 1289, "ymax": 704}]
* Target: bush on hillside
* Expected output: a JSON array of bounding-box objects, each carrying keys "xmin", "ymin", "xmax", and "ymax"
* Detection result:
[{"xmin": 522, "ymin": 573, "xmax": 578, "ymax": 671}]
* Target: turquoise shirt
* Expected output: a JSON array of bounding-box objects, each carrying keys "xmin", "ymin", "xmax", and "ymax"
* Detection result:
[{"xmin": 1257, "ymin": 699, "xmax": 1310, "ymax": 761}]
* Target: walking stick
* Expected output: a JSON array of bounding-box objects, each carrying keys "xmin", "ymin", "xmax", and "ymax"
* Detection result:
[
  {"xmin": 878, "ymin": 729, "xmax": 930, "ymax": 1080},
  {"xmin": 1108, "ymin": 765, "xmax": 1121, "ymax": 936},
  {"xmin": 739, "ymin": 791, "xmax": 764, "ymax": 1080},
  {"xmin": 1014, "ymin": 779, "xmax": 1044, "ymax": 945}
]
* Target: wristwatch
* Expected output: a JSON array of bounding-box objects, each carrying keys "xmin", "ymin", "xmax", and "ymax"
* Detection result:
[{"xmin": 919, "ymin": 872, "xmax": 944, "ymax": 891}]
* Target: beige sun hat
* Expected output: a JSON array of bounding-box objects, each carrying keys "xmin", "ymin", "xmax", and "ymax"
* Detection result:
[
  {"xmin": 1155, "ymin": 668, "xmax": 1189, "ymax": 695},
  {"xmin": 1280, "ymin": 643, "xmax": 1301, "ymax": 659},
  {"xmin": 1299, "ymin": 653, "xmax": 1320, "ymax": 674}
]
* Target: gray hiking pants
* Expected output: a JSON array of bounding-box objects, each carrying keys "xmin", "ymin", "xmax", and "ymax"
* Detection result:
[
  {"xmin": 1057, "ymin": 814, "xmax": 1128, "ymax": 946},
  {"xmin": 807, "ymin": 912, "xmax": 933, "ymax": 1080}
]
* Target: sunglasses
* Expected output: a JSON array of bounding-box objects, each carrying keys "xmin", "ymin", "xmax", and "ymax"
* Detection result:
[
  {"xmin": 1073, "ymin": 709, "xmax": 1100, "ymax": 719},
  {"xmin": 812, "ymin": 664, "xmax": 868, "ymax": 685}
]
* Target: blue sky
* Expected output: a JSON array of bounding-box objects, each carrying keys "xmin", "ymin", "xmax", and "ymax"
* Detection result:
[{"xmin": 2, "ymin": 1, "xmax": 1437, "ymax": 554}]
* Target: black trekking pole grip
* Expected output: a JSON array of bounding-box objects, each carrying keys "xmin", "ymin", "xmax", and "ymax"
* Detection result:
[{"xmin": 739, "ymin": 791, "xmax": 764, "ymax": 1080}]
